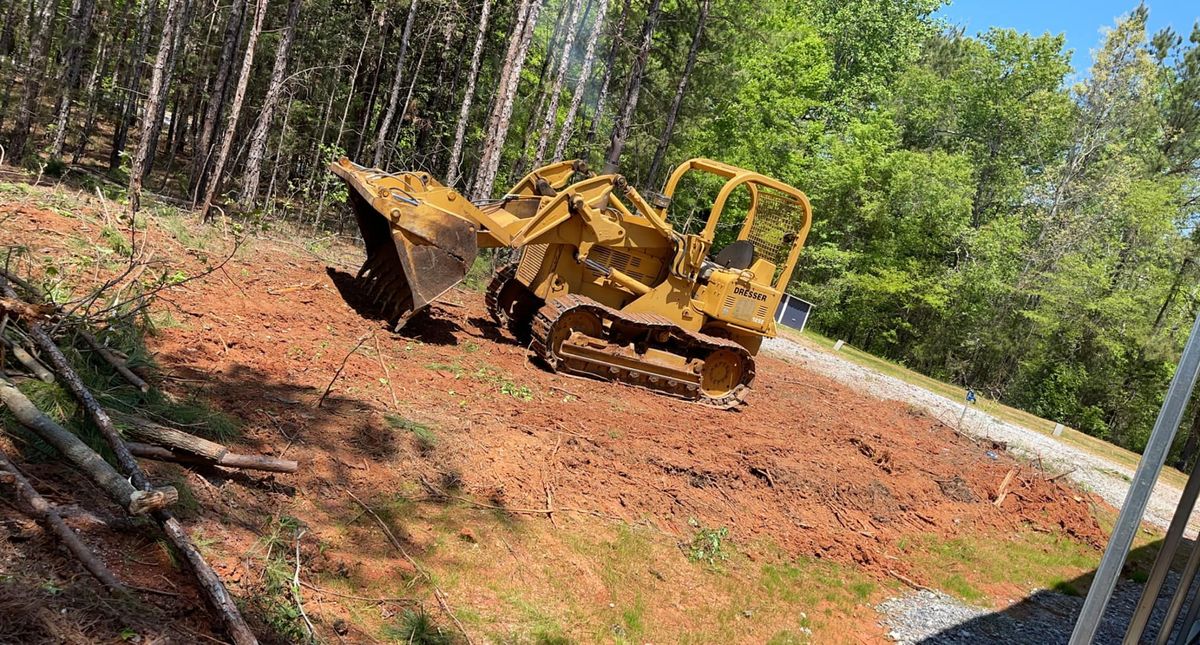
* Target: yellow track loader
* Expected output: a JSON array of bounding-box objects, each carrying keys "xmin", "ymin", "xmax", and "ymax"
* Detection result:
[{"xmin": 329, "ymin": 157, "xmax": 812, "ymax": 408}]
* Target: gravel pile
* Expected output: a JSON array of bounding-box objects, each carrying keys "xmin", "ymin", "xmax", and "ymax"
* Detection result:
[
  {"xmin": 763, "ymin": 336, "xmax": 1198, "ymax": 531},
  {"xmin": 876, "ymin": 571, "xmax": 1191, "ymax": 644}
]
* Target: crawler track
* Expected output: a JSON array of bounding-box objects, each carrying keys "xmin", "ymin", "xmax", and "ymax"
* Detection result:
[
  {"xmin": 484, "ymin": 261, "xmax": 541, "ymax": 340},
  {"xmin": 530, "ymin": 294, "xmax": 754, "ymax": 409}
]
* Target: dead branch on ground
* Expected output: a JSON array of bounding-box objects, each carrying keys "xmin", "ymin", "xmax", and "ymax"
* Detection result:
[
  {"xmin": 317, "ymin": 333, "xmax": 369, "ymax": 408},
  {"xmin": 0, "ymin": 378, "xmax": 177, "ymax": 514},
  {"xmin": 79, "ymin": 329, "xmax": 149, "ymax": 392},
  {"xmin": 0, "ymin": 447, "xmax": 127, "ymax": 593}
]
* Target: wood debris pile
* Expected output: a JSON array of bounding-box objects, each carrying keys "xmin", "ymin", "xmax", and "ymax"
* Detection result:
[{"xmin": 0, "ymin": 268, "xmax": 296, "ymax": 644}]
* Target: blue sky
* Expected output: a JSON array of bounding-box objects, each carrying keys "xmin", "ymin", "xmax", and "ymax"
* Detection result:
[{"xmin": 935, "ymin": 0, "xmax": 1200, "ymax": 77}]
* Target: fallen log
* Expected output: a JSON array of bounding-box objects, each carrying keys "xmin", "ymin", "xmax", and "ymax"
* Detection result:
[
  {"xmin": 0, "ymin": 378, "xmax": 177, "ymax": 515},
  {"xmin": 2, "ymin": 282, "xmax": 149, "ymax": 483},
  {"xmin": 0, "ymin": 279, "xmax": 260, "ymax": 644},
  {"xmin": 0, "ymin": 296, "xmax": 55, "ymax": 321},
  {"xmin": 79, "ymin": 330, "xmax": 149, "ymax": 392},
  {"xmin": 0, "ymin": 447, "xmax": 127, "ymax": 593},
  {"xmin": 127, "ymin": 441, "xmax": 299, "ymax": 474},
  {"xmin": 2, "ymin": 336, "xmax": 55, "ymax": 383},
  {"xmin": 119, "ymin": 415, "xmax": 297, "ymax": 473}
]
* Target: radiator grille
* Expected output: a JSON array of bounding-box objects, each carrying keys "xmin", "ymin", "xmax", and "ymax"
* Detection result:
[
  {"xmin": 589, "ymin": 246, "xmax": 651, "ymax": 282},
  {"xmin": 517, "ymin": 244, "xmax": 548, "ymax": 283}
]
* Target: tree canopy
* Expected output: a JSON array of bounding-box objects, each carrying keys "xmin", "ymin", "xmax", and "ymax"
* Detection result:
[{"xmin": 2, "ymin": 0, "xmax": 1199, "ymax": 458}]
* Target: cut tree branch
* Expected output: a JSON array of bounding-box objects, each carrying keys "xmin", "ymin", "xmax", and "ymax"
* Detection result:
[
  {"xmin": 0, "ymin": 275, "xmax": 259, "ymax": 644},
  {"xmin": 0, "ymin": 378, "xmax": 177, "ymax": 514},
  {"xmin": 79, "ymin": 330, "xmax": 149, "ymax": 392},
  {"xmin": 0, "ymin": 447, "xmax": 128, "ymax": 593}
]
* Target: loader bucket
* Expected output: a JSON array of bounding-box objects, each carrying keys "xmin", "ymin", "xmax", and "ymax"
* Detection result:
[{"xmin": 329, "ymin": 159, "xmax": 479, "ymax": 329}]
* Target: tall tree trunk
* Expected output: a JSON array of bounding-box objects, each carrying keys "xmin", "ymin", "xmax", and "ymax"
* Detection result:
[
  {"xmin": 553, "ymin": 0, "xmax": 605, "ymax": 161},
  {"xmin": 511, "ymin": 0, "xmax": 575, "ymax": 175},
  {"xmin": 415, "ymin": 4, "xmax": 457, "ymax": 169},
  {"xmin": 8, "ymin": 0, "xmax": 58, "ymax": 159},
  {"xmin": 0, "ymin": 0, "xmax": 21, "ymax": 56},
  {"xmin": 128, "ymin": 0, "xmax": 186, "ymax": 216},
  {"xmin": 110, "ymin": 0, "xmax": 158, "ymax": 170},
  {"xmin": 0, "ymin": 0, "xmax": 24, "ymax": 129},
  {"xmin": 333, "ymin": 6, "xmax": 376, "ymax": 155},
  {"xmin": 469, "ymin": 0, "xmax": 544, "ymax": 200},
  {"xmin": 200, "ymin": 0, "xmax": 268, "ymax": 220},
  {"xmin": 584, "ymin": 0, "xmax": 629, "ymax": 147},
  {"xmin": 372, "ymin": 0, "xmax": 420, "ymax": 167},
  {"xmin": 603, "ymin": 0, "xmax": 661, "ymax": 173},
  {"xmin": 351, "ymin": 10, "xmax": 391, "ymax": 161},
  {"xmin": 391, "ymin": 7, "xmax": 440, "ymax": 168},
  {"xmin": 70, "ymin": 35, "xmax": 108, "ymax": 163},
  {"xmin": 189, "ymin": 0, "xmax": 248, "ymax": 201},
  {"xmin": 241, "ymin": 0, "xmax": 301, "ymax": 206},
  {"xmin": 308, "ymin": 59, "xmax": 342, "ymax": 194},
  {"xmin": 646, "ymin": 0, "xmax": 708, "ymax": 186},
  {"xmin": 265, "ymin": 94, "xmax": 293, "ymax": 208},
  {"xmin": 142, "ymin": 0, "xmax": 194, "ymax": 177},
  {"xmin": 444, "ymin": 0, "xmax": 492, "ymax": 187},
  {"xmin": 48, "ymin": 0, "xmax": 97, "ymax": 158},
  {"xmin": 531, "ymin": 0, "xmax": 586, "ymax": 168}
]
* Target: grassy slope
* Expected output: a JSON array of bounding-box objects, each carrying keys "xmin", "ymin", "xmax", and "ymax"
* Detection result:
[{"xmin": 782, "ymin": 328, "xmax": 1187, "ymax": 491}]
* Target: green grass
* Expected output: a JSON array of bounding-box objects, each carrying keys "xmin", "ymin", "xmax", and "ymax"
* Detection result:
[
  {"xmin": 245, "ymin": 515, "xmax": 312, "ymax": 643},
  {"xmin": 783, "ymin": 328, "xmax": 1187, "ymax": 490},
  {"xmin": 382, "ymin": 609, "xmax": 459, "ymax": 644},
  {"xmin": 461, "ymin": 254, "xmax": 495, "ymax": 292},
  {"xmin": 900, "ymin": 531, "xmax": 1099, "ymax": 604}
]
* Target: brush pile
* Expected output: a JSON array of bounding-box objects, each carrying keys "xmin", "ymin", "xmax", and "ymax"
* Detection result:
[{"xmin": 0, "ymin": 268, "xmax": 295, "ymax": 645}]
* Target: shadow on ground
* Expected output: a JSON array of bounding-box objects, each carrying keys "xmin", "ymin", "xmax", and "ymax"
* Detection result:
[
  {"xmin": 902, "ymin": 539, "xmax": 1198, "ymax": 644},
  {"xmin": 325, "ymin": 266, "xmax": 463, "ymax": 345}
]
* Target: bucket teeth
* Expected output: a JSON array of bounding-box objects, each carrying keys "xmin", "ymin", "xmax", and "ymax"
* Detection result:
[{"xmin": 331, "ymin": 157, "xmax": 481, "ymax": 326}]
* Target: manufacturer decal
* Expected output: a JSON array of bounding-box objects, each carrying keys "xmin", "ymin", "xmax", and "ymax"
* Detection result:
[{"xmin": 733, "ymin": 286, "xmax": 767, "ymax": 302}]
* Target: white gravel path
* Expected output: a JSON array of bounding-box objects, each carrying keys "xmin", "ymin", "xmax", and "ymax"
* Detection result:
[{"xmin": 763, "ymin": 336, "xmax": 1196, "ymax": 531}]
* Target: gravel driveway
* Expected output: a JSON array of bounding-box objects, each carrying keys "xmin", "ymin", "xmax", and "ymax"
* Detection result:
[{"xmin": 764, "ymin": 336, "xmax": 1195, "ymax": 531}]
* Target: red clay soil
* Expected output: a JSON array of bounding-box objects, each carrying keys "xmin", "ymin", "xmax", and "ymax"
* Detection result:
[{"xmin": 1, "ymin": 198, "xmax": 1108, "ymax": 640}]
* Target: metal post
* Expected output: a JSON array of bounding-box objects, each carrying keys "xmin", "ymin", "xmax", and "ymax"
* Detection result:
[
  {"xmin": 1071, "ymin": 314, "xmax": 1200, "ymax": 644},
  {"xmin": 1158, "ymin": 533, "xmax": 1200, "ymax": 645},
  {"xmin": 1174, "ymin": 568, "xmax": 1200, "ymax": 645},
  {"xmin": 1124, "ymin": 457, "xmax": 1200, "ymax": 643}
]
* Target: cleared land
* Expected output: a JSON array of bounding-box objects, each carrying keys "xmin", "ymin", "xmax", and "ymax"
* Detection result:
[
  {"xmin": 764, "ymin": 334, "xmax": 1195, "ymax": 532},
  {"xmin": 0, "ymin": 180, "xmax": 1150, "ymax": 643}
]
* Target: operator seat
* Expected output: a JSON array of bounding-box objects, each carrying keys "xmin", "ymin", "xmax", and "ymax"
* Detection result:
[{"xmin": 712, "ymin": 240, "xmax": 755, "ymax": 270}]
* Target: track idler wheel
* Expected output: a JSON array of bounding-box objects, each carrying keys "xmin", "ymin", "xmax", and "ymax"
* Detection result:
[
  {"xmin": 544, "ymin": 309, "xmax": 603, "ymax": 368},
  {"xmin": 700, "ymin": 348, "xmax": 748, "ymax": 399}
]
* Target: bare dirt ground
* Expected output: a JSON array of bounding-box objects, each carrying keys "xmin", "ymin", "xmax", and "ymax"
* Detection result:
[
  {"xmin": 1, "ymin": 189, "xmax": 1116, "ymax": 643},
  {"xmin": 762, "ymin": 336, "xmax": 1195, "ymax": 532}
]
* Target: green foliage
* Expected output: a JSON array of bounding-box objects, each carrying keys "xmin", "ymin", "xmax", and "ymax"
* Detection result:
[
  {"xmin": 386, "ymin": 414, "xmax": 438, "ymax": 453},
  {"xmin": 246, "ymin": 515, "xmax": 311, "ymax": 643},
  {"xmin": 684, "ymin": 518, "xmax": 730, "ymax": 566},
  {"xmin": 385, "ymin": 609, "xmax": 459, "ymax": 645},
  {"xmin": 772, "ymin": 6, "xmax": 1200, "ymax": 458}
]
